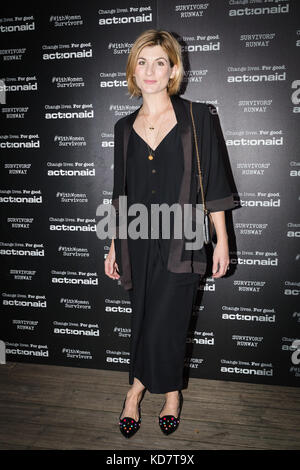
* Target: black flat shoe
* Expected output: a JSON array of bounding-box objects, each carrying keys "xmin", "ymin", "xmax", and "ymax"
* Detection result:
[
  {"xmin": 119, "ymin": 390, "xmax": 145, "ymax": 438},
  {"xmin": 158, "ymin": 390, "xmax": 183, "ymax": 436}
]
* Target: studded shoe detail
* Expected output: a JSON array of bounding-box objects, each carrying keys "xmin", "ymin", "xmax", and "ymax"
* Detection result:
[{"xmin": 158, "ymin": 390, "xmax": 183, "ymax": 436}]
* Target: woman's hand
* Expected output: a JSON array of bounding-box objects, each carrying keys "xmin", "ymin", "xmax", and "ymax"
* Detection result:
[
  {"xmin": 104, "ymin": 239, "xmax": 120, "ymax": 280},
  {"xmin": 212, "ymin": 239, "xmax": 230, "ymax": 278},
  {"xmin": 209, "ymin": 211, "xmax": 230, "ymax": 278}
]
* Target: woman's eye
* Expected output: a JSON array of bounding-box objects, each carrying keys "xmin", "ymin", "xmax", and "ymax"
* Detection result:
[{"xmin": 137, "ymin": 60, "xmax": 165, "ymax": 66}]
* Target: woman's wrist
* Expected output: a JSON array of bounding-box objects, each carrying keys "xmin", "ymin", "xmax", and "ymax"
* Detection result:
[{"xmin": 216, "ymin": 234, "xmax": 228, "ymax": 245}]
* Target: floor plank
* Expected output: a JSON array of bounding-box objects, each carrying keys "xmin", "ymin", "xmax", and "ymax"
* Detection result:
[{"xmin": 0, "ymin": 362, "xmax": 299, "ymax": 450}]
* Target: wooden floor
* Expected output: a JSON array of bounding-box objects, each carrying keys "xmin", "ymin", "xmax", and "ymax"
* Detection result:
[{"xmin": 0, "ymin": 361, "xmax": 299, "ymax": 450}]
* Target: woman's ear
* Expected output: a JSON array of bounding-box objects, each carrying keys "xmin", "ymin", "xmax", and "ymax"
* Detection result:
[{"xmin": 170, "ymin": 64, "xmax": 178, "ymax": 80}]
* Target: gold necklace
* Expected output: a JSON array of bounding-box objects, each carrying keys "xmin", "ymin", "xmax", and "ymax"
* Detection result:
[
  {"xmin": 142, "ymin": 116, "xmax": 163, "ymax": 160},
  {"xmin": 141, "ymin": 102, "xmax": 172, "ymax": 160}
]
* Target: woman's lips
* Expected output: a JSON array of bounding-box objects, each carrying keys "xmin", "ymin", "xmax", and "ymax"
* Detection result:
[{"xmin": 144, "ymin": 80, "xmax": 156, "ymax": 84}]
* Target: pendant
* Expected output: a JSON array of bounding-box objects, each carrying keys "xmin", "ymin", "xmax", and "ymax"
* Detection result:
[{"xmin": 148, "ymin": 155, "xmax": 154, "ymax": 160}]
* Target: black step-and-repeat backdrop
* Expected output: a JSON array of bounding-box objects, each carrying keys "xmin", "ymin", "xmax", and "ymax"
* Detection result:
[{"xmin": 0, "ymin": 0, "xmax": 299, "ymax": 387}]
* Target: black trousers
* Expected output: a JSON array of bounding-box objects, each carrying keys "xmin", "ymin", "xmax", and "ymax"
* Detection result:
[{"xmin": 128, "ymin": 237, "xmax": 200, "ymax": 394}]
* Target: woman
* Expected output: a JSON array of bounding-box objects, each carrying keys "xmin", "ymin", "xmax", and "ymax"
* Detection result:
[{"xmin": 105, "ymin": 29, "xmax": 235, "ymax": 438}]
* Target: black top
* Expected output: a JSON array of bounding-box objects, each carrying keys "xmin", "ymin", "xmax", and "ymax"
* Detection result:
[
  {"xmin": 112, "ymin": 96, "xmax": 236, "ymax": 290},
  {"xmin": 126, "ymin": 123, "xmax": 186, "ymax": 266}
]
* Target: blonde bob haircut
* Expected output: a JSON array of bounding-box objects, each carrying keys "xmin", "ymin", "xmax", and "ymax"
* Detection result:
[{"xmin": 126, "ymin": 29, "xmax": 184, "ymax": 98}]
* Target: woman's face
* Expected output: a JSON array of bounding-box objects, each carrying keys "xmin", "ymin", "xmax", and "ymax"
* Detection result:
[{"xmin": 133, "ymin": 44, "xmax": 177, "ymax": 96}]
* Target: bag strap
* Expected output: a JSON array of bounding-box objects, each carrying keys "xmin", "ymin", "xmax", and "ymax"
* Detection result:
[{"xmin": 189, "ymin": 100, "xmax": 208, "ymax": 215}]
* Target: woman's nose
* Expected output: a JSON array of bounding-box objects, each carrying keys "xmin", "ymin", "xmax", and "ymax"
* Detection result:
[{"xmin": 145, "ymin": 64, "xmax": 154, "ymax": 75}]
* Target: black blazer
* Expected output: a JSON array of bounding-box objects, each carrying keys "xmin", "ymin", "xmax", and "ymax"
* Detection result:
[{"xmin": 111, "ymin": 94, "xmax": 235, "ymax": 290}]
